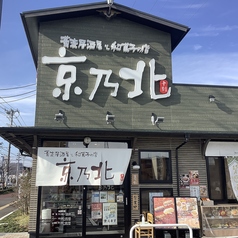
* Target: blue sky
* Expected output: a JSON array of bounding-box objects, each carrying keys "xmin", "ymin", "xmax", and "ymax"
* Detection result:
[{"xmin": 0, "ymin": 0, "xmax": 238, "ymax": 164}]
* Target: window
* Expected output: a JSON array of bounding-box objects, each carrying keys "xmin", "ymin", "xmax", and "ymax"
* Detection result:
[
  {"xmin": 140, "ymin": 188, "xmax": 173, "ymax": 214},
  {"xmin": 139, "ymin": 150, "xmax": 172, "ymax": 183},
  {"xmin": 207, "ymin": 157, "xmax": 236, "ymax": 202}
]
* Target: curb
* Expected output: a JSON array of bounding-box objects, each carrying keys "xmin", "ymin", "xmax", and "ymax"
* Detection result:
[{"xmin": 0, "ymin": 233, "xmax": 28, "ymax": 238}]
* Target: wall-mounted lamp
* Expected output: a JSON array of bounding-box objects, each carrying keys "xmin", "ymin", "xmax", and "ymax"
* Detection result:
[
  {"xmin": 209, "ymin": 95, "xmax": 216, "ymax": 102},
  {"xmin": 151, "ymin": 113, "xmax": 164, "ymax": 125},
  {"xmin": 106, "ymin": 111, "xmax": 115, "ymax": 124},
  {"xmin": 83, "ymin": 136, "xmax": 91, "ymax": 148},
  {"xmin": 54, "ymin": 110, "xmax": 64, "ymax": 122},
  {"xmin": 132, "ymin": 161, "xmax": 140, "ymax": 170}
]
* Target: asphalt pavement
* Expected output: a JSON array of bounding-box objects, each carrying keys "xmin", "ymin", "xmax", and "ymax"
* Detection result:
[
  {"xmin": 0, "ymin": 192, "xmax": 29, "ymax": 237},
  {"xmin": 0, "ymin": 192, "xmax": 17, "ymax": 220}
]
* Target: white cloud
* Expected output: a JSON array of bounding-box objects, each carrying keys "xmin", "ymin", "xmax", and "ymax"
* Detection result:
[
  {"xmin": 189, "ymin": 24, "xmax": 238, "ymax": 38},
  {"xmin": 164, "ymin": 3, "xmax": 207, "ymax": 9},
  {"xmin": 172, "ymin": 52, "xmax": 238, "ymax": 86},
  {"xmin": 203, "ymin": 25, "xmax": 238, "ymax": 32},
  {"xmin": 193, "ymin": 44, "xmax": 202, "ymax": 51},
  {"xmin": 188, "ymin": 31, "xmax": 219, "ymax": 37}
]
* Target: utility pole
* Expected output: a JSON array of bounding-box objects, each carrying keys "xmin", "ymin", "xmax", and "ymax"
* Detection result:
[
  {"xmin": 16, "ymin": 153, "xmax": 21, "ymax": 187},
  {"xmin": 5, "ymin": 109, "xmax": 19, "ymax": 185}
]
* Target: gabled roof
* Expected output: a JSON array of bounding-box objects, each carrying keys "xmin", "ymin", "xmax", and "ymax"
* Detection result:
[{"xmin": 21, "ymin": 1, "xmax": 190, "ymax": 67}]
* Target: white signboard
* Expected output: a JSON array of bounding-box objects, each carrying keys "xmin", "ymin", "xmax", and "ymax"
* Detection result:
[{"xmin": 36, "ymin": 148, "xmax": 131, "ymax": 186}]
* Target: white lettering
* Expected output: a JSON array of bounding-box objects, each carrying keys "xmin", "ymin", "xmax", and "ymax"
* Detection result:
[
  {"xmin": 42, "ymin": 47, "xmax": 170, "ymax": 101},
  {"xmin": 119, "ymin": 60, "xmax": 145, "ymax": 98},
  {"xmin": 89, "ymin": 68, "xmax": 119, "ymax": 101},
  {"xmin": 60, "ymin": 35, "xmax": 150, "ymax": 54},
  {"xmin": 149, "ymin": 58, "xmax": 171, "ymax": 99}
]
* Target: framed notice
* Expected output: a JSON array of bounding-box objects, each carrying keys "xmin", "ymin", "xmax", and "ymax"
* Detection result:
[
  {"xmin": 153, "ymin": 197, "xmax": 176, "ymax": 228},
  {"xmin": 132, "ymin": 173, "xmax": 139, "ymax": 185},
  {"xmin": 190, "ymin": 186, "xmax": 200, "ymax": 199},
  {"xmin": 175, "ymin": 197, "xmax": 200, "ymax": 229},
  {"xmin": 100, "ymin": 191, "xmax": 108, "ymax": 202},
  {"xmin": 91, "ymin": 203, "xmax": 102, "ymax": 219},
  {"xmin": 107, "ymin": 191, "xmax": 115, "ymax": 202},
  {"xmin": 91, "ymin": 191, "xmax": 100, "ymax": 203},
  {"xmin": 132, "ymin": 194, "xmax": 139, "ymax": 210},
  {"xmin": 200, "ymin": 185, "xmax": 208, "ymax": 197},
  {"xmin": 102, "ymin": 203, "xmax": 117, "ymax": 225}
]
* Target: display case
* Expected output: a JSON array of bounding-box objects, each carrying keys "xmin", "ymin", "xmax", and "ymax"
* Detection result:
[{"xmin": 201, "ymin": 204, "xmax": 238, "ymax": 237}]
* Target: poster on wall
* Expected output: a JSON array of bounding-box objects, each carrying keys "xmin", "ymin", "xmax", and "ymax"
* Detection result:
[
  {"xmin": 153, "ymin": 197, "xmax": 176, "ymax": 228},
  {"xmin": 180, "ymin": 174, "xmax": 190, "ymax": 189},
  {"xmin": 100, "ymin": 191, "xmax": 108, "ymax": 203},
  {"xmin": 199, "ymin": 185, "xmax": 208, "ymax": 198},
  {"xmin": 189, "ymin": 170, "xmax": 199, "ymax": 185},
  {"xmin": 175, "ymin": 197, "xmax": 200, "ymax": 229},
  {"xmin": 190, "ymin": 186, "xmax": 200, "ymax": 199},
  {"xmin": 91, "ymin": 191, "xmax": 100, "ymax": 203},
  {"xmin": 91, "ymin": 203, "xmax": 102, "ymax": 219},
  {"xmin": 107, "ymin": 191, "xmax": 115, "ymax": 202},
  {"xmin": 102, "ymin": 203, "xmax": 117, "ymax": 225}
]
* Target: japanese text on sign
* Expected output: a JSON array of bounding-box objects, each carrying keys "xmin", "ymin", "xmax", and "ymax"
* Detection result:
[
  {"xmin": 36, "ymin": 148, "xmax": 132, "ymax": 186},
  {"xmin": 42, "ymin": 46, "xmax": 171, "ymax": 101},
  {"xmin": 60, "ymin": 36, "xmax": 150, "ymax": 54}
]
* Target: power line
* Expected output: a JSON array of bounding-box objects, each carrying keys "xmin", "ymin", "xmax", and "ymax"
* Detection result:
[
  {"xmin": 0, "ymin": 89, "xmax": 36, "ymax": 98},
  {"xmin": 0, "ymin": 83, "xmax": 36, "ymax": 91},
  {"xmin": 18, "ymin": 114, "xmax": 27, "ymax": 126},
  {"xmin": 0, "ymin": 96, "xmax": 15, "ymax": 109},
  {"xmin": 149, "ymin": 0, "xmax": 159, "ymax": 12},
  {"xmin": 0, "ymin": 94, "xmax": 36, "ymax": 104}
]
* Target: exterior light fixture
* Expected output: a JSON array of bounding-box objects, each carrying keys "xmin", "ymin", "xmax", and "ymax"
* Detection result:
[
  {"xmin": 54, "ymin": 110, "xmax": 64, "ymax": 122},
  {"xmin": 132, "ymin": 161, "xmax": 140, "ymax": 170},
  {"xmin": 106, "ymin": 111, "xmax": 115, "ymax": 124},
  {"xmin": 209, "ymin": 95, "xmax": 215, "ymax": 102},
  {"xmin": 83, "ymin": 137, "xmax": 91, "ymax": 148},
  {"xmin": 151, "ymin": 113, "xmax": 164, "ymax": 125}
]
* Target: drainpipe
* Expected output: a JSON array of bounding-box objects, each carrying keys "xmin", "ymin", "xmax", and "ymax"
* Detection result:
[{"xmin": 176, "ymin": 134, "xmax": 190, "ymax": 196}]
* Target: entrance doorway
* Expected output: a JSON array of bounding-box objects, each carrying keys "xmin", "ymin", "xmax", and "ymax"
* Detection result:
[
  {"xmin": 40, "ymin": 180, "xmax": 130, "ymax": 237},
  {"xmin": 39, "ymin": 140, "xmax": 131, "ymax": 237}
]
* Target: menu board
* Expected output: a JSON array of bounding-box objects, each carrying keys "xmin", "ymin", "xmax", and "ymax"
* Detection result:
[
  {"xmin": 51, "ymin": 209, "xmax": 76, "ymax": 232},
  {"xmin": 176, "ymin": 197, "xmax": 200, "ymax": 229},
  {"xmin": 153, "ymin": 197, "xmax": 176, "ymax": 228}
]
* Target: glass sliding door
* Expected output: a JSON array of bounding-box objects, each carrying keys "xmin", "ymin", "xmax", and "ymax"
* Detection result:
[
  {"xmin": 40, "ymin": 140, "xmax": 130, "ymax": 237},
  {"xmin": 40, "ymin": 185, "xmax": 84, "ymax": 236},
  {"xmin": 40, "ymin": 184, "xmax": 128, "ymax": 237},
  {"xmin": 86, "ymin": 185, "xmax": 126, "ymax": 235}
]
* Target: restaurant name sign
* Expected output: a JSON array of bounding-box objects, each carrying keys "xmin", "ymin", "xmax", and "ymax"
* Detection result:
[
  {"xmin": 41, "ymin": 36, "xmax": 171, "ymax": 102},
  {"xmin": 36, "ymin": 148, "xmax": 132, "ymax": 186}
]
